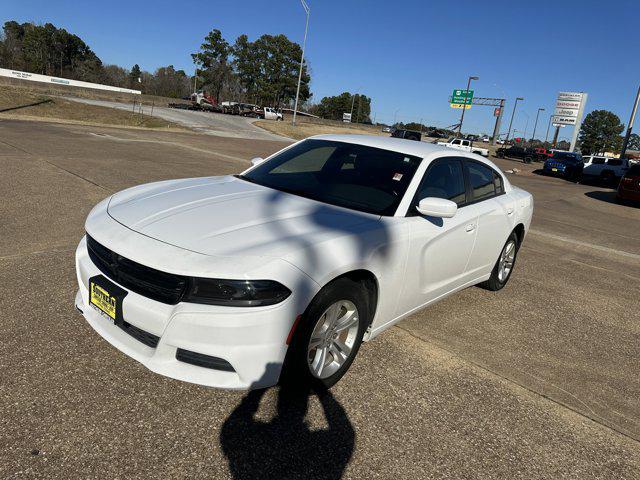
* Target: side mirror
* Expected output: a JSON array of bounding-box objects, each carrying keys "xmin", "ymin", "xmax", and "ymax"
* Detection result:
[
  {"xmin": 251, "ymin": 157, "xmax": 264, "ymax": 166},
  {"xmin": 416, "ymin": 197, "xmax": 457, "ymax": 218}
]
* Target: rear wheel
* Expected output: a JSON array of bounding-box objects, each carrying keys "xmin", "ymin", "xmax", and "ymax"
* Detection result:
[
  {"xmin": 281, "ymin": 278, "xmax": 369, "ymax": 389},
  {"xmin": 479, "ymin": 232, "xmax": 519, "ymax": 291},
  {"xmin": 524, "ymin": 156, "xmax": 533, "ymax": 164}
]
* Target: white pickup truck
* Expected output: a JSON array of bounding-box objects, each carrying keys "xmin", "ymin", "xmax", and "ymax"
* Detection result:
[{"xmin": 437, "ymin": 137, "xmax": 489, "ymax": 157}]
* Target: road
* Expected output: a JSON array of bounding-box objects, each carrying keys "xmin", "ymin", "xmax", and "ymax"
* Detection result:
[
  {"xmin": 64, "ymin": 97, "xmax": 292, "ymax": 142},
  {"xmin": 1, "ymin": 119, "xmax": 639, "ymax": 479}
]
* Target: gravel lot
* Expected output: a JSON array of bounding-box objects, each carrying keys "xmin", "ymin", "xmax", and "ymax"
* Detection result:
[{"xmin": 1, "ymin": 119, "xmax": 639, "ymax": 479}]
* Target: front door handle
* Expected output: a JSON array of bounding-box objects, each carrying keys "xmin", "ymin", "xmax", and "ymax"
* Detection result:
[
  {"xmin": 465, "ymin": 223, "xmax": 476, "ymax": 232},
  {"xmin": 506, "ymin": 207, "xmax": 514, "ymax": 215}
]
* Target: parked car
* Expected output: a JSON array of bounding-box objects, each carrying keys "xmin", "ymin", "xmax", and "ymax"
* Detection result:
[
  {"xmin": 481, "ymin": 136, "xmax": 490, "ymax": 143},
  {"xmin": 74, "ymin": 135, "xmax": 533, "ymax": 390},
  {"xmin": 533, "ymin": 147, "xmax": 553, "ymax": 158},
  {"xmin": 381, "ymin": 126, "xmax": 392, "ymax": 133},
  {"xmin": 391, "ymin": 129, "xmax": 422, "ymax": 141},
  {"xmin": 496, "ymin": 146, "xmax": 548, "ymax": 163},
  {"xmin": 616, "ymin": 163, "xmax": 640, "ymax": 204},
  {"xmin": 436, "ymin": 137, "xmax": 489, "ymax": 157},
  {"xmin": 582, "ymin": 155, "xmax": 630, "ymax": 184},
  {"xmin": 543, "ymin": 151, "xmax": 584, "ymax": 182}
]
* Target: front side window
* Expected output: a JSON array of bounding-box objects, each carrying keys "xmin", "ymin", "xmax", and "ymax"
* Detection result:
[
  {"xmin": 607, "ymin": 159, "xmax": 622, "ymax": 166},
  {"xmin": 415, "ymin": 159, "xmax": 466, "ymax": 206},
  {"xmin": 240, "ymin": 140, "xmax": 422, "ymax": 216},
  {"xmin": 468, "ymin": 162, "xmax": 496, "ymax": 201},
  {"xmin": 592, "ymin": 157, "xmax": 605, "ymax": 165}
]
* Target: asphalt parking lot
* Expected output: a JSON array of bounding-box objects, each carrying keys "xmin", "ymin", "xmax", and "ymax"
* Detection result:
[{"xmin": 1, "ymin": 119, "xmax": 639, "ymax": 479}]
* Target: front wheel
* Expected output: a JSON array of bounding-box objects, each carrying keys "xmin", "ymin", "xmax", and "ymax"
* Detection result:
[
  {"xmin": 479, "ymin": 232, "xmax": 519, "ymax": 291},
  {"xmin": 281, "ymin": 278, "xmax": 369, "ymax": 389}
]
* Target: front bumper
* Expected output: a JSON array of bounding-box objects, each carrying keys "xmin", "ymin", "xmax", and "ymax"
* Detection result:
[{"xmin": 74, "ymin": 236, "xmax": 302, "ymax": 389}]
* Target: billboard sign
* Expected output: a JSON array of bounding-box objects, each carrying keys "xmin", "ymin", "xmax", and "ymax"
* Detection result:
[
  {"xmin": 342, "ymin": 112, "xmax": 352, "ymax": 123},
  {"xmin": 450, "ymin": 89, "xmax": 473, "ymax": 108},
  {"xmin": 553, "ymin": 92, "xmax": 585, "ymax": 126}
]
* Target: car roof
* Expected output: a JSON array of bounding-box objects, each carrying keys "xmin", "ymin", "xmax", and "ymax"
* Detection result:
[{"xmin": 307, "ymin": 134, "xmax": 451, "ymax": 158}]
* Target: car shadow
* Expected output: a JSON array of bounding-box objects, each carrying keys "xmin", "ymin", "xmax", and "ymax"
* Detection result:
[
  {"xmin": 584, "ymin": 190, "xmax": 625, "ymax": 205},
  {"xmin": 220, "ymin": 365, "xmax": 355, "ymax": 480}
]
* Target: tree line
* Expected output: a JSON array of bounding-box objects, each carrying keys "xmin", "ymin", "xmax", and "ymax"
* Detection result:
[{"xmin": 0, "ymin": 21, "xmax": 192, "ymax": 98}]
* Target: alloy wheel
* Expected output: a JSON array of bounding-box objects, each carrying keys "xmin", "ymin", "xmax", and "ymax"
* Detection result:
[
  {"xmin": 307, "ymin": 300, "xmax": 360, "ymax": 379},
  {"xmin": 498, "ymin": 240, "xmax": 516, "ymax": 282}
]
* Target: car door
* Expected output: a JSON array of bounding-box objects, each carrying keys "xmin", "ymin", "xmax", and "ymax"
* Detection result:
[
  {"xmin": 464, "ymin": 160, "xmax": 514, "ymax": 278},
  {"xmin": 399, "ymin": 157, "xmax": 479, "ymax": 313}
]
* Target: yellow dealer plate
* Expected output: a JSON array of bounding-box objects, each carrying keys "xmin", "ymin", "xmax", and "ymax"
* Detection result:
[{"xmin": 90, "ymin": 281, "xmax": 117, "ymax": 320}]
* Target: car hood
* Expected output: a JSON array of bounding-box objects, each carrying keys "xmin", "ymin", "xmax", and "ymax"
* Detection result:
[{"xmin": 107, "ymin": 176, "xmax": 380, "ymax": 258}]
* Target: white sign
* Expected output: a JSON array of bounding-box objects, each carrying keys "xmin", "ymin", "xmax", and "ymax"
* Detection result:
[
  {"xmin": 0, "ymin": 67, "xmax": 141, "ymax": 94},
  {"xmin": 554, "ymin": 107, "xmax": 580, "ymax": 117},
  {"xmin": 553, "ymin": 91, "xmax": 585, "ymax": 126},
  {"xmin": 552, "ymin": 115, "xmax": 577, "ymax": 125},
  {"xmin": 557, "ymin": 91, "xmax": 584, "ymax": 101},
  {"xmin": 555, "ymin": 100, "xmax": 581, "ymax": 109},
  {"xmin": 342, "ymin": 112, "xmax": 352, "ymax": 123}
]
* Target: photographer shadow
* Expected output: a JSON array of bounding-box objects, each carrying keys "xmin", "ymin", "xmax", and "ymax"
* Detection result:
[{"xmin": 220, "ymin": 365, "xmax": 355, "ymax": 480}]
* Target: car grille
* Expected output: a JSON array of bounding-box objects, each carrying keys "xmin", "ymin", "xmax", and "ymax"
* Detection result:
[
  {"xmin": 546, "ymin": 161, "xmax": 566, "ymax": 169},
  {"xmin": 86, "ymin": 235, "xmax": 188, "ymax": 305}
]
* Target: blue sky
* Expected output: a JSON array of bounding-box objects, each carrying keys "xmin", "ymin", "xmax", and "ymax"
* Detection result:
[{"xmin": 3, "ymin": 0, "xmax": 639, "ymax": 138}]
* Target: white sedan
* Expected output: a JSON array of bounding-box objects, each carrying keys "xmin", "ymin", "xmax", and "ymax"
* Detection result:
[{"xmin": 74, "ymin": 135, "xmax": 533, "ymax": 389}]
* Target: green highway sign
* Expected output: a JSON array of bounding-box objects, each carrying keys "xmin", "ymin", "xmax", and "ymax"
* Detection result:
[{"xmin": 451, "ymin": 89, "xmax": 474, "ymax": 105}]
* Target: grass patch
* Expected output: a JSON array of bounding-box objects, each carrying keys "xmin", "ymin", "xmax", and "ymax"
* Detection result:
[
  {"xmin": 0, "ymin": 84, "xmax": 183, "ymax": 130},
  {"xmin": 254, "ymin": 118, "xmax": 386, "ymax": 140}
]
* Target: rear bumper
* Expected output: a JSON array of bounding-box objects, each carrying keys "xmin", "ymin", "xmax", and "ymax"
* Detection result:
[
  {"xmin": 75, "ymin": 237, "xmax": 301, "ymax": 390},
  {"xmin": 618, "ymin": 186, "xmax": 640, "ymax": 202}
]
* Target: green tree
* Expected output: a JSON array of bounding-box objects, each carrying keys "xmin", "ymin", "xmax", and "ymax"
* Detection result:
[
  {"xmin": 128, "ymin": 64, "xmax": 141, "ymax": 88},
  {"xmin": 232, "ymin": 34, "xmax": 260, "ymax": 101},
  {"xmin": 191, "ymin": 29, "xmax": 231, "ymax": 103},
  {"xmin": 312, "ymin": 92, "xmax": 371, "ymax": 123},
  {"xmin": 578, "ymin": 110, "xmax": 624, "ymax": 155},
  {"xmin": 250, "ymin": 34, "xmax": 310, "ymax": 107},
  {"xmin": 627, "ymin": 133, "xmax": 640, "ymax": 151}
]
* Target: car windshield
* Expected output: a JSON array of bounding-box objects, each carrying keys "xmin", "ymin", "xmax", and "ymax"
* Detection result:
[
  {"xmin": 552, "ymin": 152, "xmax": 581, "ymax": 162},
  {"xmin": 238, "ymin": 139, "xmax": 422, "ymax": 215}
]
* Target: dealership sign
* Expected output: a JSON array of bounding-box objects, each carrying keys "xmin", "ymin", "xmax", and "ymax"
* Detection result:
[{"xmin": 551, "ymin": 91, "xmax": 586, "ymax": 126}]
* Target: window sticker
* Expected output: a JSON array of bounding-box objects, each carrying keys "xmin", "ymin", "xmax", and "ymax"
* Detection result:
[{"xmin": 393, "ymin": 173, "xmax": 403, "ymax": 181}]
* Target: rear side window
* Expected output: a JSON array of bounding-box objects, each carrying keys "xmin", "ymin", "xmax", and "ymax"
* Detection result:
[
  {"xmin": 415, "ymin": 159, "xmax": 466, "ymax": 206},
  {"xmin": 467, "ymin": 162, "xmax": 496, "ymax": 201},
  {"xmin": 607, "ymin": 159, "xmax": 622, "ymax": 166},
  {"xmin": 591, "ymin": 157, "xmax": 605, "ymax": 165},
  {"xmin": 494, "ymin": 171, "xmax": 504, "ymax": 195},
  {"xmin": 627, "ymin": 164, "xmax": 640, "ymax": 175}
]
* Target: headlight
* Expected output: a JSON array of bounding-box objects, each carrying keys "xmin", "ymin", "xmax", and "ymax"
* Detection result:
[{"xmin": 183, "ymin": 278, "xmax": 291, "ymax": 307}]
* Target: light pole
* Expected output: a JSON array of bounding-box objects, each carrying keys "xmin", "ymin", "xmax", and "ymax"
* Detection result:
[
  {"xmin": 505, "ymin": 97, "xmax": 524, "ymax": 145},
  {"xmin": 393, "ymin": 109, "xmax": 400, "ymax": 126},
  {"xmin": 521, "ymin": 111, "xmax": 530, "ymax": 141},
  {"xmin": 458, "ymin": 75, "xmax": 479, "ymax": 137},
  {"xmin": 545, "ymin": 113, "xmax": 552, "ymax": 143},
  {"xmin": 292, "ymin": 0, "xmax": 310, "ymax": 126},
  {"xmin": 620, "ymin": 85, "xmax": 640, "ymax": 159},
  {"xmin": 193, "ymin": 68, "xmax": 198, "ymax": 95},
  {"xmin": 532, "ymin": 108, "xmax": 545, "ymax": 142}
]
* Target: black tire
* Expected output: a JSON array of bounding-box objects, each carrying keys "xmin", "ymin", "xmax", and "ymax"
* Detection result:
[
  {"xmin": 479, "ymin": 232, "xmax": 519, "ymax": 291},
  {"xmin": 497, "ymin": 151, "xmax": 505, "ymax": 158},
  {"xmin": 524, "ymin": 156, "xmax": 533, "ymax": 164},
  {"xmin": 281, "ymin": 277, "xmax": 369, "ymax": 389}
]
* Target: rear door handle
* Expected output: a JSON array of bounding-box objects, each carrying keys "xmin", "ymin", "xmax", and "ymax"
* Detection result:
[{"xmin": 465, "ymin": 223, "xmax": 476, "ymax": 232}]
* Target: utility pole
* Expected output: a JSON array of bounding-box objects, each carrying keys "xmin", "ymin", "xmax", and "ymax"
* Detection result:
[
  {"xmin": 552, "ymin": 125, "xmax": 560, "ymax": 148},
  {"xmin": 458, "ymin": 75, "xmax": 479, "ymax": 137},
  {"xmin": 620, "ymin": 85, "xmax": 640, "ymax": 159},
  {"xmin": 292, "ymin": 0, "xmax": 310, "ymax": 126},
  {"xmin": 532, "ymin": 108, "xmax": 545, "ymax": 142},
  {"xmin": 491, "ymin": 99, "xmax": 505, "ymax": 146},
  {"xmin": 505, "ymin": 97, "xmax": 524, "ymax": 146},
  {"xmin": 193, "ymin": 68, "xmax": 198, "ymax": 94},
  {"xmin": 545, "ymin": 115, "xmax": 552, "ymax": 143}
]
